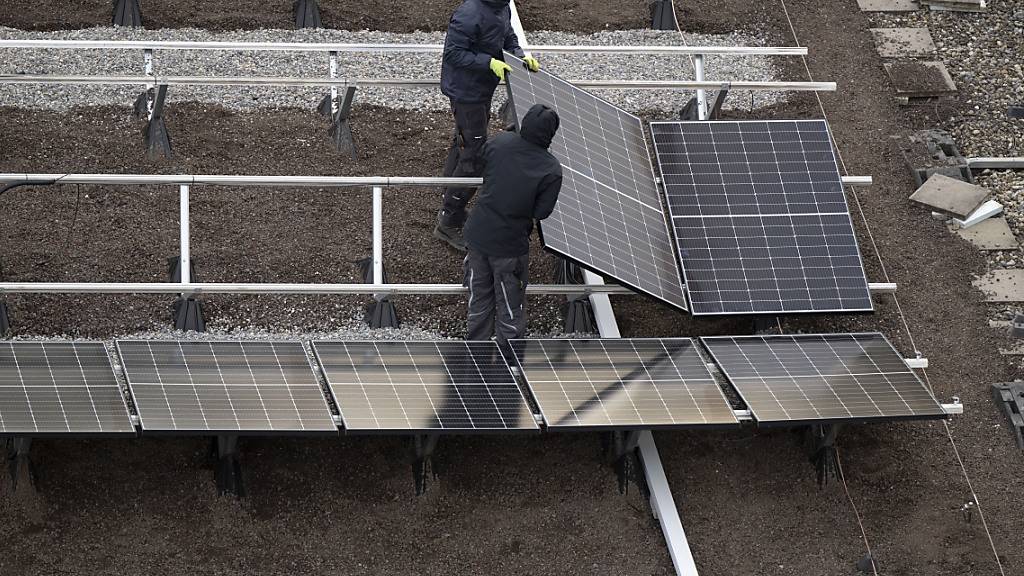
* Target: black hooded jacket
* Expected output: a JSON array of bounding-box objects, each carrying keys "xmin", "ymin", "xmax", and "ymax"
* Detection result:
[
  {"xmin": 464, "ymin": 104, "xmax": 563, "ymax": 257},
  {"xmin": 440, "ymin": 0, "xmax": 525, "ymax": 104}
]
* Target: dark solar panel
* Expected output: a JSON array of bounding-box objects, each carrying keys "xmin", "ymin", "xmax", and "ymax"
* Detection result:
[
  {"xmin": 651, "ymin": 120, "xmax": 873, "ymax": 315},
  {"xmin": 505, "ymin": 53, "xmax": 688, "ymax": 310},
  {"xmin": 0, "ymin": 342, "xmax": 134, "ymax": 435},
  {"xmin": 312, "ymin": 341, "xmax": 538, "ymax": 433},
  {"xmin": 701, "ymin": 333, "xmax": 947, "ymax": 424},
  {"xmin": 511, "ymin": 338, "xmax": 737, "ymax": 430},
  {"xmin": 116, "ymin": 340, "xmax": 337, "ymax": 434}
]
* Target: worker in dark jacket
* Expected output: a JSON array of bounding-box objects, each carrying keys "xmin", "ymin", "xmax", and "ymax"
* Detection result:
[
  {"xmin": 462, "ymin": 104, "xmax": 562, "ymax": 354},
  {"xmin": 435, "ymin": 0, "xmax": 541, "ymax": 252}
]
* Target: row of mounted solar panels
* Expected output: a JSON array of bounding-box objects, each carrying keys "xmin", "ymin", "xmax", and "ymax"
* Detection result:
[
  {"xmin": 0, "ymin": 336, "xmax": 948, "ymax": 436},
  {"xmin": 503, "ymin": 54, "xmax": 873, "ymax": 316}
]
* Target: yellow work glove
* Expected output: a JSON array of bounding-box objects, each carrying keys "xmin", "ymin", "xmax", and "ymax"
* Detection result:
[
  {"xmin": 523, "ymin": 56, "xmax": 541, "ymax": 72},
  {"xmin": 489, "ymin": 58, "xmax": 513, "ymax": 80}
]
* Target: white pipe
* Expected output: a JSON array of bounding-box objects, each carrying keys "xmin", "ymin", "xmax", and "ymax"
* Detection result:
[
  {"xmin": 372, "ymin": 186, "xmax": 384, "ymax": 285},
  {"xmin": 0, "ymin": 282, "xmax": 634, "ymax": 295},
  {"xmin": 693, "ymin": 54, "xmax": 707, "ymax": 120},
  {"xmin": 179, "ymin": 185, "xmax": 190, "ymax": 285},
  {"xmin": 638, "ymin": 432, "xmax": 700, "ymax": 576},
  {"xmin": 0, "ymin": 173, "xmax": 482, "ymax": 187},
  {"xmin": 841, "ymin": 175, "xmax": 872, "ymax": 186},
  {"xmin": 0, "ymin": 39, "xmax": 807, "ymax": 56},
  {"xmin": 967, "ymin": 157, "xmax": 1024, "ymax": 169}
]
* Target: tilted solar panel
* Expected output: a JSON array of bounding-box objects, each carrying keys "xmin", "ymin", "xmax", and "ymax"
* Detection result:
[
  {"xmin": 0, "ymin": 342, "xmax": 135, "ymax": 435},
  {"xmin": 511, "ymin": 338, "xmax": 737, "ymax": 430},
  {"xmin": 117, "ymin": 340, "xmax": 337, "ymax": 434},
  {"xmin": 504, "ymin": 53, "xmax": 688, "ymax": 310},
  {"xmin": 651, "ymin": 120, "xmax": 873, "ymax": 315},
  {"xmin": 313, "ymin": 341, "xmax": 538, "ymax": 433},
  {"xmin": 701, "ymin": 333, "xmax": 947, "ymax": 424}
]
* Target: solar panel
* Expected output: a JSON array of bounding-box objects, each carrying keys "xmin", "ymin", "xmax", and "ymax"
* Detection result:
[
  {"xmin": 0, "ymin": 342, "xmax": 134, "ymax": 435},
  {"xmin": 511, "ymin": 338, "xmax": 737, "ymax": 430},
  {"xmin": 701, "ymin": 333, "xmax": 947, "ymax": 424},
  {"xmin": 312, "ymin": 341, "xmax": 538, "ymax": 433},
  {"xmin": 504, "ymin": 53, "xmax": 688, "ymax": 310},
  {"xmin": 116, "ymin": 340, "xmax": 337, "ymax": 434},
  {"xmin": 650, "ymin": 120, "xmax": 873, "ymax": 315}
]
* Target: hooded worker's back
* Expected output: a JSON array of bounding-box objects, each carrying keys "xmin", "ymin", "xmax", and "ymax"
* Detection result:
[{"xmin": 463, "ymin": 104, "xmax": 564, "ymax": 257}]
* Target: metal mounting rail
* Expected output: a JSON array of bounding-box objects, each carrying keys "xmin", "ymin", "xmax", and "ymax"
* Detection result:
[
  {"xmin": 0, "ymin": 39, "xmax": 808, "ymax": 56},
  {"xmin": 0, "ymin": 282, "xmax": 635, "ymax": 296},
  {"xmin": 0, "ymin": 74, "xmax": 836, "ymax": 92}
]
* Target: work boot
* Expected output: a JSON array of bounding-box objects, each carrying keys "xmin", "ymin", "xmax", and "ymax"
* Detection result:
[{"xmin": 434, "ymin": 210, "xmax": 467, "ymax": 252}]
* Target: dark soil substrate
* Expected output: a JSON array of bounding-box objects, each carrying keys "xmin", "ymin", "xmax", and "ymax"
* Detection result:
[
  {"xmin": 0, "ymin": 0, "xmax": 648, "ymax": 33},
  {"xmin": 1, "ymin": 1, "xmax": 1023, "ymax": 576}
]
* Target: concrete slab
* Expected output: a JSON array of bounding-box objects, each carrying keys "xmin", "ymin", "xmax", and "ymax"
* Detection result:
[
  {"xmin": 973, "ymin": 270, "xmax": 1024, "ymax": 302},
  {"xmin": 885, "ymin": 60, "xmax": 957, "ymax": 98},
  {"xmin": 910, "ymin": 174, "xmax": 991, "ymax": 218},
  {"xmin": 857, "ymin": 0, "xmax": 919, "ymax": 11},
  {"xmin": 953, "ymin": 200, "xmax": 1003, "ymax": 228},
  {"xmin": 870, "ymin": 28, "xmax": 937, "ymax": 58},
  {"xmin": 953, "ymin": 217, "xmax": 1020, "ymax": 250}
]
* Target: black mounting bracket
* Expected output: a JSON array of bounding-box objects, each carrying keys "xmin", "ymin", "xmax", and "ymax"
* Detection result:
[
  {"xmin": 324, "ymin": 86, "xmax": 358, "ymax": 159},
  {"xmin": 355, "ymin": 257, "xmax": 400, "ymax": 329},
  {"xmin": 804, "ymin": 423, "xmax": 841, "ymax": 486},
  {"xmin": 294, "ymin": 0, "xmax": 322, "ymax": 29},
  {"xmin": 0, "ymin": 300, "xmax": 10, "ymax": 336},
  {"xmin": 601, "ymin": 430, "xmax": 643, "ymax": 495},
  {"xmin": 553, "ymin": 259, "xmax": 596, "ymax": 334},
  {"xmin": 214, "ymin": 435, "xmax": 244, "ymax": 497},
  {"xmin": 112, "ymin": 0, "xmax": 142, "ymax": 27},
  {"xmin": 143, "ymin": 84, "xmax": 172, "ymax": 160},
  {"xmin": 649, "ymin": 0, "xmax": 679, "ymax": 31},
  {"xmin": 1009, "ymin": 104, "xmax": 1024, "ymax": 119},
  {"xmin": 678, "ymin": 84, "xmax": 730, "ymax": 121},
  {"xmin": 167, "ymin": 256, "xmax": 205, "ymax": 332},
  {"xmin": 6, "ymin": 437, "xmax": 35, "ymax": 493},
  {"xmin": 992, "ymin": 382, "xmax": 1024, "ymax": 449},
  {"xmin": 412, "ymin": 435, "xmax": 440, "ymax": 495}
]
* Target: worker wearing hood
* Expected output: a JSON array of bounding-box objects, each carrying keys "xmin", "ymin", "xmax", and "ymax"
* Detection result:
[
  {"xmin": 462, "ymin": 104, "xmax": 562, "ymax": 355},
  {"xmin": 435, "ymin": 0, "xmax": 542, "ymax": 252}
]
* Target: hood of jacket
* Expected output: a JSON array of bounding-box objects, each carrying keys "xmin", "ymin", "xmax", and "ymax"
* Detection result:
[{"xmin": 519, "ymin": 104, "xmax": 560, "ymax": 149}]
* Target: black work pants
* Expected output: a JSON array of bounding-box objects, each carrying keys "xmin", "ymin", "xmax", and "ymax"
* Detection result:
[
  {"xmin": 441, "ymin": 99, "xmax": 491, "ymax": 227},
  {"xmin": 464, "ymin": 250, "xmax": 529, "ymax": 355}
]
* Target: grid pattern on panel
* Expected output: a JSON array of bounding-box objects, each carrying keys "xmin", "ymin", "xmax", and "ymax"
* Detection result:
[
  {"xmin": 511, "ymin": 338, "xmax": 737, "ymax": 429},
  {"xmin": 701, "ymin": 334, "xmax": 947, "ymax": 424},
  {"xmin": 505, "ymin": 53, "xmax": 687, "ymax": 310},
  {"xmin": 651, "ymin": 120, "xmax": 873, "ymax": 315},
  {"xmin": 313, "ymin": 341, "xmax": 538, "ymax": 432},
  {"xmin": 0, "ymin": 342, "xmax": 134, "ymax": 434},
  {"xmin": 117, "ymin": 340, "xmax": 337, "ymax": 433}
]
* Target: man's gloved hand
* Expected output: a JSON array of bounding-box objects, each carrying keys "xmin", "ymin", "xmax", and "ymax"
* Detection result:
[
  {"xmin": 489, "ymin": 58, "xmax": 513, "ymax": 80},
  {"xmin": 523, "ymin": 56, "xmax": 541, "ymax": 72}
]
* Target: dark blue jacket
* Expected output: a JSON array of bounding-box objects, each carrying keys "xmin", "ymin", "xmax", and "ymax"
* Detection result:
[{"xmin": 441, "ymin": 0, "xmax": 525, "ymax": 104}]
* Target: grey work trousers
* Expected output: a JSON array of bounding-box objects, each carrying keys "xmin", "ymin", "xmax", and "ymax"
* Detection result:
[{"xmin": 464, "ymin": 250, "xmax": 529, "ymax": 354}]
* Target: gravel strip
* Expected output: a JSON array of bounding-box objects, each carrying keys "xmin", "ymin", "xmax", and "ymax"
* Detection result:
[{"xmin": 0, "ymin": 26, "xmax": 785, "ymax": 113}]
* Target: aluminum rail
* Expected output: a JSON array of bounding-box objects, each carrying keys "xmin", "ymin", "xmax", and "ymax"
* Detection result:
[
  {"xmin": 0, "ymin": 74, "xmax": 836, "ymax": 92},
  {"xmin": 0, "ymin": 39, "xmax": 808, "ymax": 56},
  {"xmin": 0, "ymin": 282, "xmax": 636, "ymax": 296},
  {"xmin": 967, "ymin": 157, "xmax": 1024, "ymax": 169}
]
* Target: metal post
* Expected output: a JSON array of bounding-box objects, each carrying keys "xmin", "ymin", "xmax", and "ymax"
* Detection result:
[
  {"xmin": 693, "ymin": 54, "xmax": 708, "ymax": 120},
  {"xmin": 179, "ymin": 185, "xmax": 190, "ymax": 286},
  {"xmin": 372, "ymin": 186, "xmax": 383, "ymax": 285},
  {"xmin": 329, "ymin": 51, "xmax": 339, "ymax": 115},
  {"xmin": 144, "ymin": 49, "xmax": 155, "ymax": 118},
  {"xmin": 638, "ymin": 432, "xmax": 700, "ymax": 576}
]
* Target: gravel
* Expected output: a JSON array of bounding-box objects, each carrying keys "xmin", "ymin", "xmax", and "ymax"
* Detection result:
[{"xmin": 0, "ymin": 26, "xmax": 785, "ymax": 113}]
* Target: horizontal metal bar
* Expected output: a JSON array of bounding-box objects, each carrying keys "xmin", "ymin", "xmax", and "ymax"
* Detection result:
[
  {"xmin": 0, "ymin": 39, "xmax": 807, "ymax": 56},
  {"xmin": 0, "ymin": 282, "xmax": 636, "ymax": 296},
  {"xmin": 942, "ymin": 402, "xmax": 963, "ymax": 416},
  {"xmin": 732, "ymin": 409, "xmax": 753, "ymax": 421},
  {"xmin": 0, "ymin": 75, "xmax": 836, "ymax": 92},
  {"xmin": 904, "ymin": 358, "xmax": 928, "ymax": 369},
  {"xmin": 868, "ymin": 282, "xmax": 897, "ymax": 294},
  {"xmin": 0, "ymin": 173, "xmax": 483, "ymax": 187},
  {"xmin": 967, "ymin": 157, "xmax": 1024, "ymax": 169},
  {"xmin": 841, "ymin": 175, "xmax": 873, "ymax": 186}
]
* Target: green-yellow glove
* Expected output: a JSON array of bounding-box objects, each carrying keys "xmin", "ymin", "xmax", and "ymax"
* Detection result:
[
  {"xmin": 523, "ymin": 56, "xmax": 541, "ymax": 72},
  {"xmin": 489, "ymin": 58, "xmax": 513, "ymax": 80}
]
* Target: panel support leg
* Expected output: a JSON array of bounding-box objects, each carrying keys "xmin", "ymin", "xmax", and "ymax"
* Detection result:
[
  {"xmin": 359, "ymin": 186, "xmax": 399, "ymax": 328},
  {"xmin": 113, "ymin": 0, "xmax": 142, "ymax": 27},
  {"xmin": 554, "ymin": 259, "xmax": 596, "ymax": 334},
  {"xmin": 412, "ymin": 434, "xmax": 439, "ymax": 495},
  {"xmin": 0, "ymin": 299, "xmax": 10, "ymax": 335},
  {"xmin": 6, "ymin": 437, "xmax": 35, "ymax": 493},
  {"xmin": 143, "ymin": 84, "xmax": 172, "ymax": 160},
  {"xmin": 328, "ymin": 86, "xmax": 358, "ymax": 159},
  {"xmin": 294, "ymin": 0, "xmax": 322, "ymax": 29},
  {"xmin": 603, "ymin": 430, "xmax": 642, "ymax": 495},
  {"xmin": 215, "ymin": 435, "xmax": 243, "ymax": 497},
  {"xmin": 804, "ymin": 423, "xmax": 841, "ymax": 486},
  {"xmin": 637, "ymin": 431, "xmax": 700, "ymax": 576},
  {"xmin": 649, "ymin": 0, "xmax": 679, "ymax": 30}
]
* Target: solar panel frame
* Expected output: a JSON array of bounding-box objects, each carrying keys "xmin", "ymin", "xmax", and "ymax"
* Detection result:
[
  {"xmin": 116, "ymin": 340, "xmax": 339, "ymax": 436},
  {"xmin": 700, "ymin": 333, "xmax": 948, "ymax": 426},
  {"xmin": 511, "ymin": 338, "xmax": 739, "ymax": 431},
  {"xmin": 312, "ymin": 340, "xmax": 540, "ymax": 435},
  {"xmin": 0, "ymin": 341, "xmax": 136, "ymax": 437},
  {"xmin": 504, "ymin": 53, "xmax": 688, "ymax": 311},
  {"xmin": 651, "ymin": 120, "xmax": 873, "ymax": 316}
]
